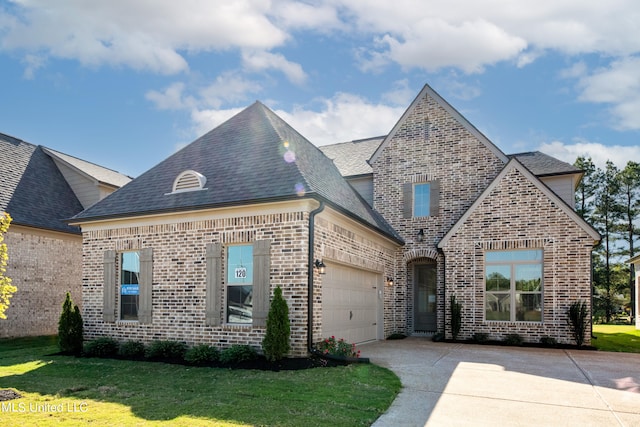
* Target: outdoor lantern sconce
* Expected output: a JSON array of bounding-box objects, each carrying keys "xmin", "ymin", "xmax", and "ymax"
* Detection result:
[
  {"xmin": 386, "ymin": 277, "xmax": 394, "ymax": 287},
  {"xmin": 417, "ymin": 228, "xmax": 425, "ymax": 242},
  {"xmin": 314, "ymin": 259, "xmax": 326, "ymax": 274}
]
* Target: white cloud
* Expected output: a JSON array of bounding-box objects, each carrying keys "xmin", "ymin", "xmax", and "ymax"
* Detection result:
[
  {"xmin": 242, "ymin": 50, "xmax": 307, "ymax": 85},
  {"xmin": 145, "ymin": 82, "xmax": 196, "ymax": 111},
  {"xmin": 0, "ymin": 0, "xmax": 287, "ymax": 75},
  {"xmin": 538, "ymin": 140, "xmax": 640, "ymax": 170},
  {"xmin": 575, "ymin": 57, "xmax": 640, "ymax": 130},
  {"xmin": 190, "ymin": 107, "xmax": 244, "ymax": 139}
]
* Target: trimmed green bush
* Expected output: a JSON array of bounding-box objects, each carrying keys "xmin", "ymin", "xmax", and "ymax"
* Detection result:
[
  {"xmin": 503, "ymin": 333, "xmax": 523, "ymax": 346},
  {"xmin": 540, "ymin": 336, "xmax": 557, "ymax": 347},
  {"xmin": 58, "ymin": 292, "xmax": 84, "ymax": 355},
  {"xmin": 386, "ymin": 332, "xmax": 407, "ymax": 340},
  {"xmin": 145, "ymin": 340, "xmax": 187, "ymax": 361},
  {"xmin": 119, "ymin": 340, "xmax": 146, "ymax": 359},
  {"xmin": 83, "ymin": 337, "xmax": 119, "ymax": 358},
  {"xmin": 450, "ymin": 295, "xmax": 462, "ymax": 340},
  {"xmin": 185, "ymin": 344, "xmax": 220, "ymax": 366},
  {"xmin": 472, "ymin": 332, "xmax": 489, "ymax": 344},
  {"xmin": 219, "ymin": 345, "xmax": 258, "ymax": 364},
  {"xmin": 262, "ymin": 286, "xmax": 291, "ymax": 362},
  {"xmin": 567, "ymin": 300, "xmax": 589, "ymax": 346},
  {"xmin": 431, "ymin": 332, "xmax": 445, "ymax": 342}
]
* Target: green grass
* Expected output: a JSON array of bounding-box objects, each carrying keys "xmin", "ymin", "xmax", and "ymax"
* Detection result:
[
  {"xmin": 0, "ymin": 336, "xmax": 400, "ymax": 426},
  {"xmin": 592, "ymin": 324, "xmax": 640, "ymax": 353}
]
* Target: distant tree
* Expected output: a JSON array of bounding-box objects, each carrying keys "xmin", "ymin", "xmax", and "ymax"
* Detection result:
[
  {"xmin": 591, "ymin": 161, "xmax": 624, "ymax": 323},
  {"xmin": 616, "ymin": 161, "xmax": 640, "ymax": 316},
  {"xmin": 262, "ymin": 286, "xmax": 290, "ymax": 362},
  {"xmin": 574, "ymin": 156, "xmax": 597, "ymax": 219},
  {"xmin": 0, "ymin": 212, "xmax": 16, "ymax": 320},
  {"xmin": 58, "ymin": 292, "xmax": 84, "ymax": 355}
]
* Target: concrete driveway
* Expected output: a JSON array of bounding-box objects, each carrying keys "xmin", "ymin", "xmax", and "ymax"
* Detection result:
[{"xmin": 360, "ymin": 337, "xmax": 640, "ymax": 427}]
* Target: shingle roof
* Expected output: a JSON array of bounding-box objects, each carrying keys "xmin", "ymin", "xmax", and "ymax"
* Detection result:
[
  {"xmin": 509, "ymin": 151, "xmax": 581, "ymax": 176},
  {"xmin": 72, "ymin": 102, "xmax": 403, "ymax": 243},
  {"xmin": 0, "ymin": 133, "xmax": 83, "ymax": 234},
  {"xmin": 43, "ymin": 148, "xmax": 132, "ymax": 187},
  {"xmin": 319, "ymin": 136, "xmax": 384, "ymax": 177}
]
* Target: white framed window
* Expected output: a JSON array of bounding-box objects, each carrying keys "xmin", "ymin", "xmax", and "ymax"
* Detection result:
[
  {"xmin": 120, "ymin": 251, "xmax": 140, "ymax": 321},
  {"xmin": 413, "ymin": 183, "xmax": 431, "ymax": 217},
  {"xmin": 403, "ymin": 180, "xmax": 440, "ymax": 218},
  {"xmin": 226, "ymin": 244, "xmax": 254, "ymax": 324},
  {"xmin": 485, "ymin": 249, "xmax": 543, "ymax": 322}
]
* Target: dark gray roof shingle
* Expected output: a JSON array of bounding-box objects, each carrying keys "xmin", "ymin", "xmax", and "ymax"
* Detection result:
[
  {"xmin": 509, "ymin": 151, "xmax": 581, "ymax": 176},
  {"xmin": 73, "ymin": 103, "xmax": 402, "ymax": 242},
  {"xmin": 0, "ymin": 133, "xmax": 83, "ymax": 234},
  {"xmin": 319, "ymin": 136, "xmax": 384, "ymax": 176}
]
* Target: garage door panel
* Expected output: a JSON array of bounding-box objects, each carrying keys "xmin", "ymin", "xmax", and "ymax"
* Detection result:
[{"xmin": 322, "ymin": 263, "xmax": 381, "ymax": 344}]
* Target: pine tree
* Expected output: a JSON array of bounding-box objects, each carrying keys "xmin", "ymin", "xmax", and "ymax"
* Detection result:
[
  {"xmin": 574, "ymin": 156, "xmax": 597, "ymax": 219},
  {"xmin": 58, "ymin": 292, "xmax": 84, "ymax": 355},
  {"xmin": 262, "ymin": 286, "xmax": 290, "ymax": 362},
  {"xmin": 617, "ymin": 161, "xmax": 640, "ymax": 317}
]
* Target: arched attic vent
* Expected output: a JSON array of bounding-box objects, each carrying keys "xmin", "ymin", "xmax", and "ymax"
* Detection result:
[{"xmin": 169, "ymin": 170, "xmax": 207, "ymax": 194}]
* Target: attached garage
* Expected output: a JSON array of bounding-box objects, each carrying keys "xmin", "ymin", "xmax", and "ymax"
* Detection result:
[{"xmin": 321, "ymin": 262, "xmax": 383, "ymax": 344}]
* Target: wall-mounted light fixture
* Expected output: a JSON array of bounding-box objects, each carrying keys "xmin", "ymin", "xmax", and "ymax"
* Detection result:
[
  {"xmin": 314, "ymin": 259, "xmax": 326, "ymax": 274},
  {"xmin": 386, "ymin": 277, "xmax": 394, "ymax": 287},
  {"xmin": 417, "ymin": 228, "xmax": 425, "ymax": 242}
]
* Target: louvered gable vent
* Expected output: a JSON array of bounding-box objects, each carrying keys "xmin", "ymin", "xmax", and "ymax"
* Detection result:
[{"xmin": 171, "ymin": 170, "xmax": 207, "ymax": 193}]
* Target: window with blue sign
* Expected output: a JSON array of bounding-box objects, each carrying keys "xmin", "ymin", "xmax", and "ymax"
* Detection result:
[
  {"xmin": 227, "ymin": 245, "xmax": 253, "ymax": 323},
  {"xmin": 120, "ymin": 251, "xmax": 140, "ymax": 320}
]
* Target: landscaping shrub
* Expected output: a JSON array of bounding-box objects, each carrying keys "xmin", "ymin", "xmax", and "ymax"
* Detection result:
[
  {"xmin": 185, "ymin": 344, "xmax": 220, "ymax": 366},
  {"xmin": 431, "ymin": 332, "xmax": 445, "ymax": 342},
  {"xmin": 386, "ymin": 332, "xmax": 407, "ymax": 340},
  {"xmin": 219, "ymin": 345, "xmax": 258, "ymax": 364},
  {"xmin": 262, "ymin": 286, "xmax": 290, "ymax": 362},
  {"xmin": 450, "ymin": 295, "xmax": 462, "ymax": 340},
  {"xmin": 145, "ymin": 340, "xmax": 187, "ymax": 361},
  {"xmin": 472, "ymin": 332, "xmax": 489, "ymax": 344},
  {"xmin": 540, "ymin": 336, "xmax": 557, "ymax": 347},
  {"xmin": 316, "ymin": 336, "xmax": 360, "ymax": 358},
  {"xmin": 567, "ymin": 300, "xmax": 589, "ymax": 346},
  {"xmin": 503, "ymin": 333, "xmax": 523, "ymax": 346},
  {"xmin": 83, "ymin": 337, "xmax": 119, "ymax": 358},
  {"xmin": 118, "ymin": 340, "xmax": 146, "ymax": 359},
  {"xmin": 58, "ymin": 292, "xmax": 84, "ymax": 355}
]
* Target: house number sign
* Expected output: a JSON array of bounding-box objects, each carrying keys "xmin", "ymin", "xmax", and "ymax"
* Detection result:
[{"xmin": 234, "ymin": 267, "xmax": 247, "ymax": 279}]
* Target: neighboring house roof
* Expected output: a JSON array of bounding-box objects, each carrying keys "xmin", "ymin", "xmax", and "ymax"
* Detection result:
[
  {"xmin": 509, "ymin": 151, "xmax": 582, "ymax": 177},
  {"xmin": 72, "ymin": 102, "xmax": 403, "ymax": 243},
  {"xmin": 370, "ymin": 84, "xmax": 509, "ymax": 165},
  {"xmin": 437, "ymin": 158, "xmax": 601, "ymax": 248},
  {"xmin": 0, "ymin": 133, "xmax": 83, "ymax": 234},
  {"xmin": 629, "ymin": 254, "xmax": 640, "ymax": 265},
  {"xmin": 42, "ymin": 147, "xmax": 132, "ymax": 188},
  {"xmin": 319, "ymin": 136, "xmax": 384, "ymax": 177}
]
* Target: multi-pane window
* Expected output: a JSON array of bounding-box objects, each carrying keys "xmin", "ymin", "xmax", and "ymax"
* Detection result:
[
  {"xmin": 485, "ymin": 249, "xmax": 543, "ymax": 322},
  {"xmin": 413, "ymin": 183, "xmax": 431, "ymax": 217},
  {"xmin": 120, "ymin": 251, "xmax": 140, "ymax": 320},
  {"xmin": 227, "ymin": 245, "xmax": 253, "ymax": 323}
]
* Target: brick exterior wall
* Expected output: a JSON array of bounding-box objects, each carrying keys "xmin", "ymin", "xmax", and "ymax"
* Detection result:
[
  {"xmin": 1, "ymin": 227, "xmax": 82, "ymax": 338},
  {"xmin": 81, "ymin": 205, "xmax": 397, "ymax": 357},
  {"xmin": 441, "ymin": 166, "xmax": 595, "ymax": 344},
  {"xmin": 371, "ymin": 89, "xmax": 505, "ymax": 335}
]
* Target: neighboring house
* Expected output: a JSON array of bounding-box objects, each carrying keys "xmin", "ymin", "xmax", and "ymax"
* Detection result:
[
  {"xmin": 630, "ymin": 254, "xmax": 640, "ymax": 329},
  {"xmin": 0, "ymin": 133, "xmax": 131, "ymax": 337},
  {"xmin": 71, "ymin": 84, "xmax": 600, "ymax": 356}
]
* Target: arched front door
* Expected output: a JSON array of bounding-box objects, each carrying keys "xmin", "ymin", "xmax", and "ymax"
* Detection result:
[{"xmin": 414, "ymin": 262, "xmax": 437, "ymax": 332}]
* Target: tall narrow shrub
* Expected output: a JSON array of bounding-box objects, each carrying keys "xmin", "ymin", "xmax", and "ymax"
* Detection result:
[
  {"xmin": 58, "ymin": 292, "xmax": 83, "ymax": 355},
  {"xmin": 450, "ymin": 295, "xmax": 462, "ymax": 340},
  {"xmin": 262, "ymin": 286, "xmax": 290, "ymax": 362},
  {"xmin": 567, "ymin": 300, "xmax": 589, "ymax": 347}
]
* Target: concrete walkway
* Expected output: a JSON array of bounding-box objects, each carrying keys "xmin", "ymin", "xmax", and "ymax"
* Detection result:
[{"xmin": 360, "ymin": 337, "xmax": 640, "ymax": 427}]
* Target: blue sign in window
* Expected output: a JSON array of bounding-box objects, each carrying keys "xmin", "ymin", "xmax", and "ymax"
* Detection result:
[{"xmin": 121, "ymin": 284, "xmax": 139, "ymax": 295}]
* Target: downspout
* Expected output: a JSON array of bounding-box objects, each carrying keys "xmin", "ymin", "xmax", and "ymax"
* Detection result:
[{"xmin": 307, "ymin": 200, "xmax": 325, "ymax": 353}]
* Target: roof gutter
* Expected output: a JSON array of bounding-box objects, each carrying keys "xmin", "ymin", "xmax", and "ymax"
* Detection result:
[{"xmin": 307, "ymin": 200, "xmax": 324, "ymax": 353}]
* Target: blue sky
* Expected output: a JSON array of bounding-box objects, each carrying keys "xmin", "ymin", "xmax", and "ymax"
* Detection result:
[{"xmin": 1, "ymin": 1, "xmax": 639, "ymax": 178}]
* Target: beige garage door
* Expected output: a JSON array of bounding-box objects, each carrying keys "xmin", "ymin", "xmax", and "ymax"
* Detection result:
[{"xmin": 322, "ymin": 262, "xmax": 382, "ymax": 344}]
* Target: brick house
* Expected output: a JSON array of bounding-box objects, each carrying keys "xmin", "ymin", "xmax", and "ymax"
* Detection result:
[
  {"xmin": 71, "ymin": 84, "xmax": 599, "ymax": 355},
  {"xmin": 0, "ymin": 133, "xmax": 131, "ymax": 337}
]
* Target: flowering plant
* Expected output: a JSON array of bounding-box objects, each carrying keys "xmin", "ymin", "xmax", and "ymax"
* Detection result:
[{"xmin": 316, "ymin": 336, "xmax": 360, "ymax": 358}]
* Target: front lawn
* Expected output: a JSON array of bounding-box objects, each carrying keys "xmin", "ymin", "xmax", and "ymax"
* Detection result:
[
  {"xmin": 592, "ymin": 324, "xmax": 640, "ymax": 353},
  {"xmin": 0, "ymin": 336, "xmax": 400, "ymax": 426}
]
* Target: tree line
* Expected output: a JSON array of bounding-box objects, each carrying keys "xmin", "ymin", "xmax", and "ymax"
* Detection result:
[{"xmin": 574, "ymin": 158, "xmax": 639, "ymax": 323}]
